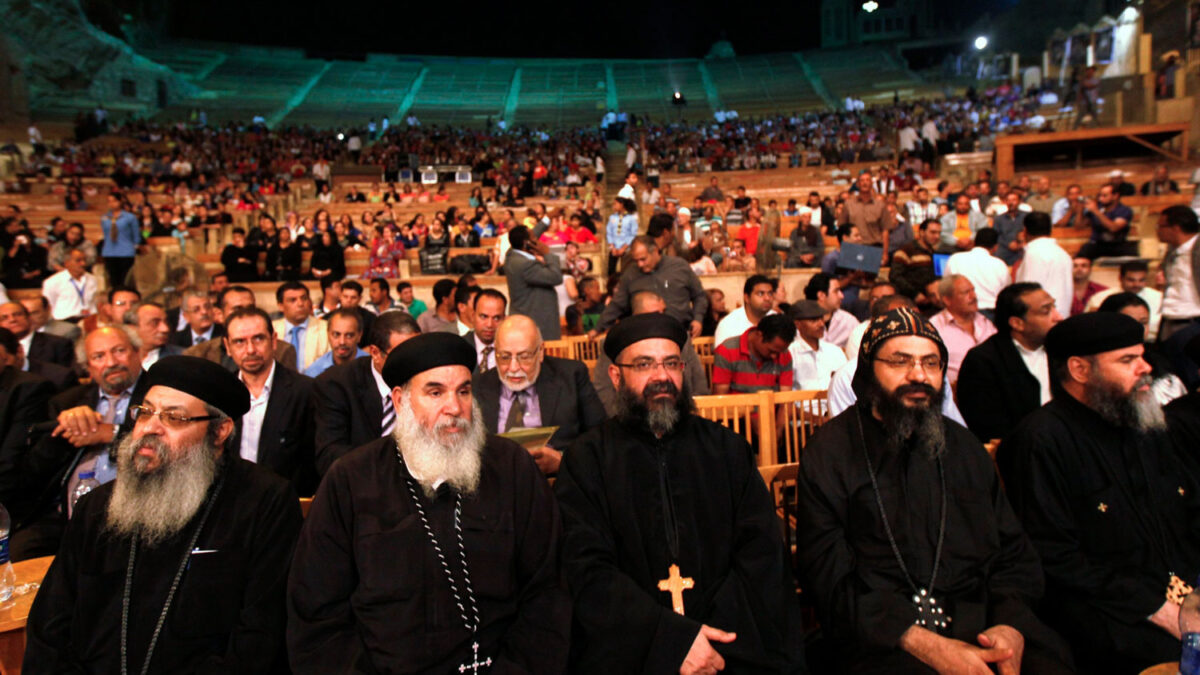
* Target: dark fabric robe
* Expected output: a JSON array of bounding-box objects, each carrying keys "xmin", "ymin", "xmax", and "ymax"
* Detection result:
[
  {"xmin": 796, "ymin": 404, "xmax": 1072, "ymax": 672},
  {"xmin": 554, "ymin": 415, "xmax": 789, "ymax": 674},
  {"xmin": 1000, "ymin": 393, "xmax": 1200, "ymax": 672},
  {"xmin": 287, "ymin": 435, "xmax": 570, "ymax": 674},
  {"xmin": 25, "ymin": 457, "xmax": 302, "ymax": 673}
]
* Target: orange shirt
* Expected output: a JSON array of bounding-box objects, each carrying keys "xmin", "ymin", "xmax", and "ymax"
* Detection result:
[{"xmin": 953, "ymin": 213, "xmax": 971, "ymax": 241}]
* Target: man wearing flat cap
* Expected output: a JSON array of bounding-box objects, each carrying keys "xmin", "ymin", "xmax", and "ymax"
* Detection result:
[
  {"xmin": 1001, "ymin": 312, "xmax": 1200, "ymax": 673},
  {"xmin": 796, "ymin": 306, "xmax": 1074, "ymax": 674},
  {"xmin": 555, "ymin": 313, "xmax": 790, "ymax": 673},
  {"xmin": 26, "ymin": 356, "xmax": 303, "ymax": 673},
  {"xmin": 288, "ymin": 332, "xmax": 570, "ymax": 674}
]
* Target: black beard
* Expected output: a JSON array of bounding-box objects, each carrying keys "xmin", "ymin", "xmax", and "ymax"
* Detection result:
[
  {"xmin": 867, "ymin": 378, "xmax": 947, "ymax": 460},
  {"xmin": 1086, "ymin": 373, "xmax": 1166, "ymax": 434},
  {"xmin": 615, "ymin": 375, "xmax": 694, "ymax": 437}
]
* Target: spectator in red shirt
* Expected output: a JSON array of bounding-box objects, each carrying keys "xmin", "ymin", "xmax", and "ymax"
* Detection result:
[
  {"xmin": 736, "ymin": 207, "xmax": 762, "ymax": 256},
  {"xmin": 712, "ymin": 314, "xmax": 795, "ymax": 395}
]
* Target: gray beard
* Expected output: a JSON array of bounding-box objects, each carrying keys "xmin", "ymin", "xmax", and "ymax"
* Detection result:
[
  {"xmin": 1087, "ymin": 374, "xmax": 1167, "ymax": 434},
  {"xmin": 392, "ymin": 393, "xmax": 486, "ymax": 499},
  {"xmin": 106, "ymin": 432, "xmax": 219, "ymax": 547}
]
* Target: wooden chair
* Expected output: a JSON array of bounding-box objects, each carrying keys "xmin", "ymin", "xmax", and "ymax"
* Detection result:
[
  {"xmin": 566, "ymin": 334, "xmax": 601, "ymax": 362},
  {"xmin": 542, "ymin": 339, "xmax": 571, "ymax": 359},
  {"xmin": 773, "ymin": 390, "xmax": 830, "ymax": 464},
  {"xmin": 699, "ymin": 355, "xmax": 715, "ymax": 392},
  {"xmin": 693, "ymin": 392, "xmax": 774, "ymax": 461},
  {"xmin": 759, "ymin": 463, "xmax": 802, "ymax": 592},
  {"xmin": 692, "ymin": 336, "xmax": 715, "ymax": 357}
]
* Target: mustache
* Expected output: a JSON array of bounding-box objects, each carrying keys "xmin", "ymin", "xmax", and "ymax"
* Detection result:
[
  {"xmin": 102, "ymin": 364, "xmax": 130, "ymax": 379},
  {"xmin": 643, "ymin": 379, "xmax": 680, "ymax": 398},
  {"xmin": 894, "ymin": 383, "xmax": 938, "ymax": 398}
]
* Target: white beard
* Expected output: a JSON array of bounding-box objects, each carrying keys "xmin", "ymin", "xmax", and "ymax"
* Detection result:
[
  {"xmin": 391, "ymin": 393, "xmax": 486, "ymax": 498},
  {"xmin": 106, "ymin": 432, "xmax": 219, "ymax": 547}
]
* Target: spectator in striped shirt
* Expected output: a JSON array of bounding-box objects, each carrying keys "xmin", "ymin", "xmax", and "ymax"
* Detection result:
[{"xmin": 712, "ymin": 314, "xmax": 795, "ymax": 395}]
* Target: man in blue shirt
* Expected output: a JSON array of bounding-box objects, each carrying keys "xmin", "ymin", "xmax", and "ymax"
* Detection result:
[
  {"xmin": 1080, "ymin": 184, "xmax": 1136, "ymax": 258},
  {"xmin": 99, "ymin": 192, "xmax": 140, "ymax": 287},
  {"xmin": 606, "ymin": 197, "xmax": 638, "ymax": 276},
  {"xmin": 304, "ymin": 308, "xmax": 367, "ymax": 378}
]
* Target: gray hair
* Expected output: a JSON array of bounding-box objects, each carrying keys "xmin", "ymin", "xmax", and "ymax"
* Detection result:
[
  {"xmin": 937, "ymin": 274, "xmax": 966, "ymax": 300},
  {"xmin": 75, "ymin": 324, "xmax": 142, "ymax": 366}
]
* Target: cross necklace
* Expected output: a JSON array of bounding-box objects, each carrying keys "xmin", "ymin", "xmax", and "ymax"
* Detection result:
[
  {"xmin": 857, "ymin": 409, "xmax": 951, "ymax": 631},
  {"xmin": 396, "ymin": 453, "xmax": 491, "ymax": 673},
  {"xmin": 655, "ymin": 447, "xmax": 695, "ymax": 615}
]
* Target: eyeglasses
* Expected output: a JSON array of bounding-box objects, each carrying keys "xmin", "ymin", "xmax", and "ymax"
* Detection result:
[
  {"xmin": 496, "ymin": 347, "xmax": 540, "ymax": 366},
  {"xmin": 129, "ymin": 405, "xmax": 221, "ymax": 429},
  {"xmin": 615, "ymin": 357, "xmax": 686, "ymax": 374},
  {"xmin": 874, "ymin": 354, "xmax": 944, "ymax": 374}
]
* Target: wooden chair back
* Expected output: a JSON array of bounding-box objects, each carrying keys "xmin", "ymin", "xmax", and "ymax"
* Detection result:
[
  {"xmin": 692, "ymin": 336, "xmax": 715, "ymax": 357},
  {"xmin": 542, "ymin": 339, "xmax": 571, "ymax": 359},
  {"xmin": 566, "ymin": 334, "xmax": 601, "ymax": 362},
  {"xmin": 773, "ymin": 389, "xmax": 830, "ymax": 463},
  {"xmin": 693, "ymin": 392, "xmax": 774, "ymax": 460},
  {"xmin": 759, "ymin": 462, "xmax": 801, "ymax": 582},
  {"xmin": 699, "ymin": 355, "xmax": 715, "ymax": 392}
]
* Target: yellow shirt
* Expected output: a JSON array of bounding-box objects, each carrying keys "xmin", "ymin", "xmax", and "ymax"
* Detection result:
[{"xmin": 953, "ymin": 213, "xmax": 971, "ymax": 241}]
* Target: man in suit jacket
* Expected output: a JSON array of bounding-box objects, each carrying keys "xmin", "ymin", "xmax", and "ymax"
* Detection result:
[
  {"xmin": 957, "ymin": 282, "xmax": 1062, "ymax": 442},
  {"xmin": 1, "ymin": 302, "xmax": 76, "ymax": 371},
  {"xmin": 186, "ymin": 285, "xmax": 296, "ymax": 372},
  {"xmin": 127, "ymin": 301, "xmax": 184, "ymax": 370},
  {"xmin": 168, "ymin": 290, "xmax": 226, "ymax": 348},
  {"xmin": 474, "ymin": 315, "xmax": 605, "ymax": 474},
  {"xmin": 224, "ymin": 307, "xmax": 318, "ymax": 496},
  {"xmin": 0, "ymin": 328, "xmax": 56, "ymax": 513},
  {"xmin": 273, "ymin": 281, "xmax": 329, "ymax": 372},
  {"xmin": 313, "ymin": 311, "xmax": 420, "ymax": 475},
  {"xmin": 14, "ymin": 325, "xmax": 144, "ymax": 560},
  {"xmin": 503, "ymin": 225, "xmax": 563, "ymax": 340},
  {"xmin": 461, "ymin": 289, "xmax": 508, "ymax": 372}
]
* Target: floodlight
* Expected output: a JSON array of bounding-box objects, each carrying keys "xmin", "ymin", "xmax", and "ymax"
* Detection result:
[
  {"xmin": 974, "ymin": 36, "xmax": 989, "ymax": 50},
  {"xmin": 862, "ymin": 1, "xmax": 879, "ymax": 12}
]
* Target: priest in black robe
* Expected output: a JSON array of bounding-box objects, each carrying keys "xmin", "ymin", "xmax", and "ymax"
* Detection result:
[
  {"xmin": 555, "ymin": 313, "xmax": 789, "ymax": 674},
  {"xmin": 287, "ymin": 332, "xmax": 570, "ymax": 674},
  {"xmin": 25, "ymin": 356, "xmax": 302, "ymax": 673},
  {"xmin": 1001, "ymin": 312, "xmax": 1200, "ymax": 673},
  {"xmin": 797, "ymin": 306, "xmax": 1073, "ymax": 674}
]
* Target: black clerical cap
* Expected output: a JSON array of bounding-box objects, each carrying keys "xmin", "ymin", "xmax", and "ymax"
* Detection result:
[
  {"xmin": 603, "ymin": 313, "xmax": 687, "ymax": 361},
  {"xmin": 788, "ymin": 300, "xmax": 825, "ymax": 321},
  {"xmin": 859, "ymin": 306, "xmax": 947, "ymax": 363},
  {"xmin": 1045, "ymin": 312, "xmax": 1146, "ymax": 360},
  {"xmin": 142, "ymin": 355, "xmax": 250, "ymax": 418},
  {"xmin": 382, "ymin": 332, "xmax": 476, "ymax": 388}
]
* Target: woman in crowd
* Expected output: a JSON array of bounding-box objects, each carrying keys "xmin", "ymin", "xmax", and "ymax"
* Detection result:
[
  {"xmin": 363, "ymin": 225, "xmax": 404, "ymax": 279},
  {"xmin": 468, "ymin": 186, "xmax": 484, "ymax": 208},
  {"xmin": 425, "ymin": 218, "xmax": 451, "ymax": 251},
  {"xmin": 433, "ymin": 184, "xmax": 450, "ymax": 202},
  {"xmin": 317, "ymin": 182, "xmax": 333, "ymax": 204},
  {"xmin": 265, "ymin": 226, "xmax": 302, "ymax": 281},
  {"xmin": 48, "ymin": 223, "xmax": 97, "ymax": 272},
  {"xmin": 333, "ymin": 219, "xmax": 363, "ymax": 250},
  {"xmin": 309, "ymin": 229, "xmax": 346, "ymax": 281}
]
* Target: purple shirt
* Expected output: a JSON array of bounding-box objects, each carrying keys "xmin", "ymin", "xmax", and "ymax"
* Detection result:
[
  {"xmin": 498, "ymin": 384, "xmax": 543, "ymax": 432},
  {"xmin": 930, "ymin": 310, "xmax": 997, "ymax": 384}
]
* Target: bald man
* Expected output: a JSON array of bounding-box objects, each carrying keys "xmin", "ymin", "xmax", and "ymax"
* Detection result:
[{"xmin": 474, "ymin": 315, "xmax": 605, "ymax": 474}]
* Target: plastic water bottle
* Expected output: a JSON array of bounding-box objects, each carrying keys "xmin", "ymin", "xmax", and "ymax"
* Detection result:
[
  {"xmin": 1180, "ymin": 579, "xmax": 1200, "ymax": 675},
  {"xmin": 0, "ymin": 503, "xmax": 14, "ymax": 607},
  {"xmin": 71, "ymin": 471, "xmax": 100, "ymax": 514}
]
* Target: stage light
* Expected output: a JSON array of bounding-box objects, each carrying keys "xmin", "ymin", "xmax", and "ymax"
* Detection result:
[
  {"xmin": 862, "ymin": 1, "xmax": 879, "ymax": 12},
  {"xmin": 337, "ymin": 133, "xmax": 345, "ymax": 141},
  {"xmin": 674, "ymin": 91, "xmax": 682, "ymax": 100},
  {"xmin": 974, "ymin": 36, "xmax": 989, "ymax": 50}
]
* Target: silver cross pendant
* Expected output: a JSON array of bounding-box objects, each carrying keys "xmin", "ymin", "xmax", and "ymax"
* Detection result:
[
  {"xmin": 458, "ymin": 642, "xmax": 493, "ymax": 674},
  {"xmin": 912, "ymin": 588, "xmax": 951, "ymax": 630}
]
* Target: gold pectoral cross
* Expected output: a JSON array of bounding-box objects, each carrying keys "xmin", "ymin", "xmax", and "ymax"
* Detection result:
[
  {"xmin": 657, "ymin": 564, "xmax": 695, "ymax": 615},
  {"xmin": 1168, "ymin": 574, "xmax": 1195, "ymax": 606}
]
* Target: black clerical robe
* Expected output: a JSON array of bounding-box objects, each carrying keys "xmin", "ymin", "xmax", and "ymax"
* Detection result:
[
  {"xmin": 287, "ymin": 435, "xmax": 570, "ymax": 674},
  {"xmin": 1001, "ymin": 394, "xmax": 1200, "ymax": 671},
  {"xmin": 796, "ymin": 404, "xmax": 1071, "ymax": 672},
  {"xmin": 25, "ymin": 457, "xmax": 302, "ymax": 673},
  {"xmin": 555, "ymin": 415, "xmax": 788, "ymax": 674}
]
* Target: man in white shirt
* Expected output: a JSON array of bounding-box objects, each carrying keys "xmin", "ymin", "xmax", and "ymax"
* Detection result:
[
  {"xmin": 1154, "ymin": 205, "xmax": 1200, "ymax": 388},
  {"xmin": 1084, "ymin": 260, "xmax": 1164, "ymax": 340},
  {"xmin": 898, "ymin": 122, "xmax": 919, "ymax": 153},
  {"xmin": 272, "ymin": 281, "xmax": 330, "ymax": 372},
  {"xmin": 788, "ymin": 300, "xmax": 847, "ymax": 392},
  {"xmin": 945, "ymin": 228, "xmax": 1010, "ymax": 319},
  {"xmin": 464, "ymin": 289, "xmax": 506, "ymax": 372},
  {"xmin": 616, "ymin": 169, "xmax": 638, "ymax": 202},
  {"xmin": 803, "ymin": 273, "xmax": 858, "ymax": 350},
  {"xmin": 41, "ymin": 249, "xmax": 98, "ymax": 321},
  {"xmin": 713, "ymin": 275, "xmax": 777, "ymax": 346},
  {"xmin": 1015, "ymin": 212, "xmax": 1073, "ymax": 320}
]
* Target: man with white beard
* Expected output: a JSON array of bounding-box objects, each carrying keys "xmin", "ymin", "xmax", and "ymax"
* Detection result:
[
  {"xmin": 1000, "ymin": 312, "xmax": 1200, "ymax": 673},
  {"xmin": 25, "ymin": 356, "xmax": 302, "ymax": 673},
  {"xmin": 287, "ymin": 332, "xmax": 570, "ymax": 674}
]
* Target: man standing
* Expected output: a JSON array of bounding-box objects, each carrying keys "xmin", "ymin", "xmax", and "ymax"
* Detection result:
[
  {"xmin": 929, "ymin": 275, "xmax": 997, "ymax": 384},
  {"xmin": 503, "ymin": 226, "xmax": 563, "ymax": 340},
  {"xmin": 42, "ymin": 249, "xmax": 98, "ymax": 321},
  {"xmin": 474, "ymin": 315, "xmax": 605, "ymax": 475},
  {"xmin": 555, "ymin": 313, "xmax": 789, "ymax": 673},
  {"xmin": 289, "ymin": 333, "xmax": 570, "ymax": 673},
  {"xmin": 303, "ymin": 308, "xmax": 366, "ymax": 378},
  {"xmin": 168, "ymin": 290, "xmax": 224, "ymax": 348},
  {"xmin": 992, "ymin": 191, "xmax": 1028, "ymax": 266},
  {"xmin": 416, "ymin": 278, "xmax": 461, "ymax": 334},
  {"xmin": 796, "ymin": 307, "xmax": 1073, "ymax": 673},
  {"xmin": 273, "ymin": 281, "xmax": 329, "ymax": 372},
  {"xmin": 804, "ymin": 272, "xmax": 858, "ymax": 349},
  {"xmin": 99, "ymin": 192, "xmax": 139, "ymax": 286},
  {"xmin": 1070, "ymin": 255, "xmax": 1107, "ymax": 315},
  {"xmin": 26, "ymin": 356, "xmax": 301, "ymax": 672},
  {"xmin": 313, "ymin": 311, "xmax": 420, "ymax": 475},
  {"xmin": 225, "ymin": 307, "xmax": 317, "ymax": 495},
  {"xmin": 713, "ymin": 275, "xmax": 777, "ymax": 346},
  {"xmin": 889, "ymin": 219, "xmax": 940, "ymax": 301},
  {"xmin": 1154, "ymin": 205, "xmax": 1200, "ymax": 387},
  {"xmin": 129, "ymin": 302, "xmax": 183, "ymax": 370},
  {"xmin": 1081, "ymin": 184, "xmax": 1136, "ymax": 258},
  {"xmin": 1016, "ymin": 212, "xmax": 1073, "ymax": 319},
  {"xmin": 938, "ymin": 194, "xmax": 986, "ymax": 252},
  {"xmin": 844, "ymin": 173, "xmax": 890, "ymax": 262},
  {"xmin": 788, "ymin": 300, "xmax": 847, "ymax": 392},
  {"xmin": 1001, "ymin": 312, "xmax": 1200, "ymax": 672},
  {"xmin": 593, "ymin": 235, "xmax": 708, "ymax": 339},
  {"xmin": 957, "ymin": 282, "xmax": 1061, "ymax": 442},
  {"xmin": 463, "ymin": 289, "xmax": 506, "ymax": 372},
  {"xmin": 945, "ymin": 228, "xmax": 1010, "ymax": 319}
]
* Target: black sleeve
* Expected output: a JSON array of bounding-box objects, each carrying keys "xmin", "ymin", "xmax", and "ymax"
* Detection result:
[{"xmin": 313, "ymin": 374, "xmax": 355, "ymax": 476}]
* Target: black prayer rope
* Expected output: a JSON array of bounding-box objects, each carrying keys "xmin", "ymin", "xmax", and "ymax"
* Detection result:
[
  {"xmin": 120, "ymin": 474, "xmax": 226, "ymax": 675},
  {"xmin": 855, "ymin": 407, "xmax": 950, "ymax": 631}
]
